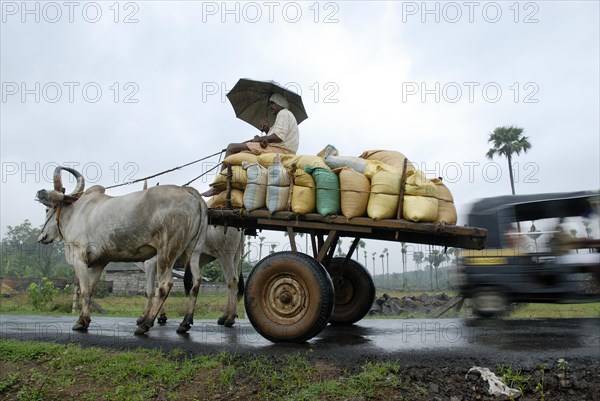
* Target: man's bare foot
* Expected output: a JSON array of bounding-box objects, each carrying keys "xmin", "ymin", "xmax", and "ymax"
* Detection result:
[{"xmin": 201, "ymin": 188, "xmax": 222, "ymax": 197}]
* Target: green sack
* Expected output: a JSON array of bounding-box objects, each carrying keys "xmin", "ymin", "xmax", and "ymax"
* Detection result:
[{"xmin": 305, "ymin": 165, "xmax": 340, "ymax": 216}]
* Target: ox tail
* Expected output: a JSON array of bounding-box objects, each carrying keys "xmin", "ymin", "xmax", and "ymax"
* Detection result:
[
  {"xmin": 237, "ymin": 272, "xmax": 244, "ymax": 301},
  {"xmin": 183, "ymin": 262, "xmax": 193, "ymax": 296}
]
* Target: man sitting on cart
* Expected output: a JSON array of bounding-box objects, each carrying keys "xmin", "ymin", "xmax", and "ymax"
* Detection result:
[{"xmin": 202, "ymin": 93, "xmax": 299, "ymax": 197}]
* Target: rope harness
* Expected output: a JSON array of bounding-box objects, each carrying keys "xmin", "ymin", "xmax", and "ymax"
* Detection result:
[
  {"xmin": 105, "ymin": 149, "xmax": 226, "ymax": 189},
  {"xmin": 44, "ymin": 149, "xmax": 227, "ymax": 234}
]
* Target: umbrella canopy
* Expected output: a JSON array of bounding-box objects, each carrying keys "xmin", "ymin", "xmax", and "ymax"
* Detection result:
[{"xmin": 226, "ymin": 78, "xmax": 308, "ymax": 131}]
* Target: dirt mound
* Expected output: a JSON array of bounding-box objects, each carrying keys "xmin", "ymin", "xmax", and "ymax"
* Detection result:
[{"xmin": 369, "ymin": 292, "xmax": 459, "ymax": 317}]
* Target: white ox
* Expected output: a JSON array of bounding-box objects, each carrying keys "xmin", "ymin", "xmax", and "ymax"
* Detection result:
[
  {"xmin": 139, "ymin": 225, "xmax": 244, "ymax": 329},
  {"xmin": 36, "ymin": 166, "xmax": 208, "ymax": 335}
]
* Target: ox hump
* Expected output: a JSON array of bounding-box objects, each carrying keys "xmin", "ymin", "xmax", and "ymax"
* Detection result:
[{"xmin": 85, "ymin": 185, "xmax": 106, "ymax": 195}]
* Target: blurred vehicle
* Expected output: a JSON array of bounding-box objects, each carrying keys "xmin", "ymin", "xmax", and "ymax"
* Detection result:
[{"xmin": 459, "ymin": 190, "xmax": 600, "ymax": 317}]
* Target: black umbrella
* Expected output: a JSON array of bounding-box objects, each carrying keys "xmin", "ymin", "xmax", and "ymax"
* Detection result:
[{"xmin": 226, "ymin": 78, "xmax": 308, "ymax": 131}]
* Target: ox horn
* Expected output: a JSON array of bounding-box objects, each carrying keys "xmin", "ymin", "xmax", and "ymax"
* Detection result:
[{"xmin": 53, "ymin": 166, "xmax": 85, "ymax": 195}]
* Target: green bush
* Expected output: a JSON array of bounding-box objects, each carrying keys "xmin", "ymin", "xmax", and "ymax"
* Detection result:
[{"xmin": 27, "ymin": 278, "xmax": 60, "ymax": 311}]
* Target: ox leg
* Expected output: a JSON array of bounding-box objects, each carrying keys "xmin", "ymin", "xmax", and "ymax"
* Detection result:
[
  {"xmin": 73, "ymin": 264, "xmax": 104, "ymax": 332},
  {"xmin": 137, "ymin": 258, "xmax": 168, "ymax": 326},
  {"xmin": 218, "ymin": 234, "xmax": 244, "ymax": 327},
  {"xmin": 135, "ymin": 256, "xmax": 174, "ymax": 335},
  {"xmin": 177, "ymin": 254, "xmax": 203, "ymax": 334},
  {"xmin": 137, "ymin": 259, "xmax": 156, "ymax": 325}
]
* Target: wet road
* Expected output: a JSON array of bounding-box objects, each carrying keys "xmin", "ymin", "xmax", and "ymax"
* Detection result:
[{"xmin": 2, "ymin": 315, "xmax": 599, "ymax": 365}]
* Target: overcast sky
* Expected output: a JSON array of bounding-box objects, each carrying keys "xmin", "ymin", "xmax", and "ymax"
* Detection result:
[{"xmin": 1, "ymin": 1, "xmax": 599, "ymax": 272}]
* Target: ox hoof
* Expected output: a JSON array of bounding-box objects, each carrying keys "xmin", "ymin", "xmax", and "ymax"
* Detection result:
[
  {"xmin": 134, "ymin": 323, "xmax": 151, "ymax": 335},
  {"xmin": 157, "ymin": 315, "xmax": 168, "ymax": 325},
  {"xmin": 72, "ymin": 323, "xmax": 88, "ymax": 332},
  {"xmin": 135, "ymin": 316, "xmax": 145, "ymax": 325},
  {"xmin": 176, "ymin": 324, "xmax": 191, "ymax": 334},
  {"xmin": 218, "ymin": 315, "xmax": 236, "ymax": 327}
]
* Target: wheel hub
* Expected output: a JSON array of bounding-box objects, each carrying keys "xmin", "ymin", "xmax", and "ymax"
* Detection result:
[{"xmin": 263, "ymin": 275, "xmax": 308, "ymax": 324}]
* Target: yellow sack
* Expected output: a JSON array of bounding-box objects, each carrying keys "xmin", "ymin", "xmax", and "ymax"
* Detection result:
[
  {"xmin": 291, "ymin": 169, "xmax": 316, "ymax": 215},
  {"xmin": 367, "ymin": 169, "xmax": 401, "ymax": 220},
  {"xmin": 403, "ymin": 195, "xmax": 438, "ymax": 222},
  {"xmin": 360, "ymin": 150, "xmax": 414, "ymax": 173},
  {"xmin": 430, "ymin": 178, "xmax": 457, "ymax": 224},
  {"xmin": 367, "ymin": 193, "xmax": 399, "ymax": 220},
  {"xmin": 336, "ymin": 167, "xmax": 369, "ymax": 218},
  {"xmin": 207, "ymin": 189, "xmax": 244, "ymax": 208},
  {"xmin": 430, "ymin": 178, "xmax": 454, "ymax": 202},
  {"xmin": 364, "ymin": 160, "xmax": 400, "ymax": 179},
  {"xmin": 210, "ymin": 166, "xmax": 247, "ymax": 191},
  {"xmin": 293, "ymin": 165, "xmax": 316, "ymax": 214},
  {"xmin": 404, "ymin": 170, "xmax": 438, "ymax": 198},
  {"xmin": 370, "ymin": 169, "xmax": 401, "ymax": 195},
  {"xmin": 437, "ymin": 200, "xmax": 457, "ymax": 224},
  {"xmin": 223, "ymin": 152, "xmax": 259, "ymax": 166},
  {"xmin": 258, "ymin": 153, "xmax": 329, "ymax": 170}
]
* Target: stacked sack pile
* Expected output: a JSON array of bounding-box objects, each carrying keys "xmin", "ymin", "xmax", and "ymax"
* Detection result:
[{"xmin": 206, "ymin": 145, "xmax": 457, "ymax": 224}]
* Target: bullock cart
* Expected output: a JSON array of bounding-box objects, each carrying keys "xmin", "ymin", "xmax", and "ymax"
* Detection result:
[{"xmin": 207, "ymin": 204, "xmax": 487, "ymax": 343}]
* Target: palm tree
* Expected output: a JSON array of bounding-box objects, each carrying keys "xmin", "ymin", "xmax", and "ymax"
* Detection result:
[
  {"xmin": 486, "ymin": 125, "xmax": 532, "ymax": 195},
  {"xmin": 358, "ymin": 240, "xmax": 366, "ymax": 263},
  {"xmin": 336, "ymin": 239, "xmax": 345, "ymax": 257},
  {"xmin": 372, "ymin": 252, "xmax": 377, "ymax": 279},
  {"xmin": 383, "ymin": 248, "xmax": 389, "ymax": 281},
  {"xmin": 401, "ymin": 243, "xmax": 408, "ymax": 290},
  {"xmin": 258, "ymin": 236, "xmax": 266, "ymax": 260},
  {"xmin": 413, "ymin": 251, "xmax": 425, "ymax": 288}
]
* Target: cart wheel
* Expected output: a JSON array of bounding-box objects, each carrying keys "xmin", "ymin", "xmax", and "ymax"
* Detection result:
[
  {"xmin": 244, "ymin": 251, "xmax": 334, "ymax": 343},
  {"xmin": 327, "ymin": 258, "xmax": 376, "ymax": 325},
  {"xmin": 471, "ymin": 288, "xmax": 508, "ymax": 317}
]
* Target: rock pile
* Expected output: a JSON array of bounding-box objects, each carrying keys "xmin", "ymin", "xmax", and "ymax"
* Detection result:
[{"xmin": 369, "ymin": 292, "xmax": 460, "ymax": 317}]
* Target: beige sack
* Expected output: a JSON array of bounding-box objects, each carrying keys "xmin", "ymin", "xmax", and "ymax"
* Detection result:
[
  {"xmin": 437, "ymin": 200, "xmax": 457, "ymax": 224},
  {"xmin": 360, "ymin": 150, "xmax": 414, "ymax": 173},
  {"xmin": 367, "ymin": 193, "xmax": 399, "ymax": 220},
  {"xmin": 210, "ymin": 165, "xmax": 247, "ymax": 191},
  {"xmin": 367, "ymin": 169, "xmax": 401, "ymax": 220},
  {"xmin": 291, "ymin": 169, "xmax": 316, "ymax": 215},
  {"xmin": 223, "ymin": 152, "xmax": 259, "ymax": 166},
  {"xmin": 430, "ymin": 178, "xmax": 457, "ymax": 224},
  {"xmin": 208, "ymin": 189, "xmax": 244, "ymax": 208},
  {"xmin": 404, "ymin": 170, "xmax": 438, "ymax": 198},
  {"xmin": 430, "ymin": 178, "xmax": 454, "ymax": 202},
  {"xmin": 364, "ymin": 160, "xmax": 401, "ymax": 179},
  {"xmin": 403, "ymin": 195, "xmax": 438, "ymax": 222},
  {"xmin": 258, "ymin": 153, "xmax": 329, "ymax": 170},
  {"xmin": 337, "ymin": 167, "xmax": 370, "ymax": 218}
]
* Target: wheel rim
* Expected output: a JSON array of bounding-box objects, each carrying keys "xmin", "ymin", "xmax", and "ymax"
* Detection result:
[
  {"xmin": 474, "ymin": 292, "xmax": 506, "ymax": 313},
  {"xmin": 245, "ymin": 251, "xmax": 335, "ymax": 343},
  {"xmin": 262, "ymin": 274, "xmax": 309, "ymax": 324},
  {"xmin": 327, "ymin": 257, "xmax": 375, "ymax": 324}
]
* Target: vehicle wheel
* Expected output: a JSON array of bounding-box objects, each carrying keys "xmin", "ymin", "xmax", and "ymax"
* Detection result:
[
  {"xmin": 244, "ymin": 251, "xmax": 334, "ymax": 343},
  {"xmin": 471, "ymin": 288, "xmax": 508, "ymax": 317},
  {"xmin": 327, "ymin": 258, "xmax": 375, "ymax": 325}
]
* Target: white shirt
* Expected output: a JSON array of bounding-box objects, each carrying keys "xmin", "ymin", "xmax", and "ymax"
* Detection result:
[{"xmin": 268, "ymin": 108, "xmax": 299, "ymax": 154}]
